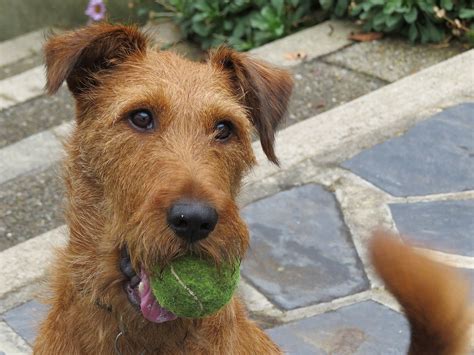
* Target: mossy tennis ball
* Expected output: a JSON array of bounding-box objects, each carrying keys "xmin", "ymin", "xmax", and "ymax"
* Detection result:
[{"xmin": 150, "ymin": 255, "xmax": 240, "ymax": 318}]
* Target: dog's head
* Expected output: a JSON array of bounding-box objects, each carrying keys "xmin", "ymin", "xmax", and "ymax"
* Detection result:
[{"xmin": 45, "ymin": 24, "xmax": 292, "ymax": 321}]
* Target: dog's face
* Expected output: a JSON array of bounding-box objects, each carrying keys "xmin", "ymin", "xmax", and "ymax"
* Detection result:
[{"xmin": 45, "ymin": 24, "xmax": 292, "ymax": 321}]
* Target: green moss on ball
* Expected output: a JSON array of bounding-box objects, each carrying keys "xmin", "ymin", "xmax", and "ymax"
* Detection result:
[{"xmin": 150, "ymin": 255, "xmax": 240, "ymax": 318}]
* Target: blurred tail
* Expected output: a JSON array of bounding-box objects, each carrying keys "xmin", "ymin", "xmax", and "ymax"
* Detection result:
[{"xmin": 370, "ymin": 231, "xmax": 472, "ymax": 355}]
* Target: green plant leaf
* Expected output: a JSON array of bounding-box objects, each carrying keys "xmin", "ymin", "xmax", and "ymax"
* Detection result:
[
  {"xmin": 386, "ymin": 13, "xmax": 402, "ymax": 29},
  {"xmin": 417, "ymin": 1, "xmax": 434, "ymax": 13},
  {"xmin": 319, "ymin": 0, "xmax": 334, "ymax": 10},
  {"xmin": 193, "ymin": 1, "xmax": 212, "ymax": 13},
  {"xmin": 459, "ymin": 8, "xmax": 474, "ymax": 19},
  {"xmin": 192, "ymin": 12, "xmax": 208, "ymax": 22},
  {"xmin": 335, "ymin": 0, "xmax": 349, "ymax": 17},
  {"xmin": 408, "ymin": 23, "xmax": 418, "ymax": 41},
  {"xmin": 373, "ymin": 11, "xmax": 387, "ymax": 27},
  {"xmin": 418, "ymin": 23, "xmax": 430, "ymax": 43},
  {"xmin": 466, "ymin": 29, "xmax": 474, "ymax": 47},
  {"xmin": 350, "ymin": 4, "xmax": 363, "ymax": 16},
  {"xmin": 403, "ymin": 7, "xmax": 418, "ymax": 23},
  {"xmin": 271, "ymin": 0, "xmax": 284, "ymax": 15},
  {"xmin": 192, "ymin": 21, "xmax": 211, "ymax": 37},
  {"xmin": 425, "ymin": 18, "xmax": 445, "ymax": 42},
  {"xmin": 440, "ymin": 0, "xmax": 453, "ymax": 11},
  {"xmin": 383, "ymin": 0, "xmax": 401, "ymax": 15}
]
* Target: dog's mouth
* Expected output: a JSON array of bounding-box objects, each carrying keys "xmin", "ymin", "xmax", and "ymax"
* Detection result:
[{"xmin": 121, "ymin": 247, "xmax": 177, "ymax": 323}]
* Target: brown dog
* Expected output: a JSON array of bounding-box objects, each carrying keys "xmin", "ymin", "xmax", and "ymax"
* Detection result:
[
  {"xmin": 35, "ymin": 23, "xmax": 471, "ymax": 354},
  {"xmin": 35, "ymin": 23, "xmax": 292, "ymax": 354}
]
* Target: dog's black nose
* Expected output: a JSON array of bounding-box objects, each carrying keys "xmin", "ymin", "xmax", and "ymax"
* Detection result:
[{"xmin": 167, "ymin": 200, "xmax": 218, "ymax": 243}]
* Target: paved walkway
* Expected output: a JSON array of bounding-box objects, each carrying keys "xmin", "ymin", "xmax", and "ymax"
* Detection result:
[{"xmin": 0, "ymin": 20, "xmax": 473, "ymax": 354}]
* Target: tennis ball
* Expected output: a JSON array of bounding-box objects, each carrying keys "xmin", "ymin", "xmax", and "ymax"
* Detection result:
[{"xmin": 150, "ymin": 255, "xmax": 240, "ymax": 318}]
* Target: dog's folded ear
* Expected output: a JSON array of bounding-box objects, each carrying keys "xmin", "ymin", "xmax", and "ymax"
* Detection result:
[
  {"xmin": 209, "ymin": 47, "xmax": 293, "ymax": 165},
  {"xmin": 44, "ymin": 23, "xmax": 147, "ymax": 96}
]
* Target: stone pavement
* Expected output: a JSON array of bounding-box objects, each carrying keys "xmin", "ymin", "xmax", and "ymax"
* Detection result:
[{"xmin": 0, "ymin": 20, "xmax": 473, "ymax": 354}]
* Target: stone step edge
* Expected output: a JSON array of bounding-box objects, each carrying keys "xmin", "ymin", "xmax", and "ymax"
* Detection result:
[
  {"xmin": 0, "ymin": 28, "xmax": 51, "ymax": 68},
  {"xmin": 0, "ymin": 48, "xmax": 473, "ymax": 304},
  {"xmin": 0, "ymin": 121, "xmax": 72, "ymax": 185}
]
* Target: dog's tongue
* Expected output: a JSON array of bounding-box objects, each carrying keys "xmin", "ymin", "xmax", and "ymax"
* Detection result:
[{"xmin": 139, "ymin": 270, "xmax": 177, "ymax": 323}]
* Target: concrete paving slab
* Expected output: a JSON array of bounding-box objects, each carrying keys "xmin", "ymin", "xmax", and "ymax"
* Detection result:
[
  {"xmin": 0, "ymin": 283, "xmax": 43, "ymax": 316},
  {"xmin": 0, "ymin": 87, "xmax": 73, "ymax": 149},
  {"xmin": 0, "ymin": 226, "xmax": 66, "ymax": 300},
  {"xmin": 287, "ymin": 60, "xmax": 386, "ymax": 128},
  {"xmin": 0, "ymin": 66, "xmax": 45, "ymax": 111},
  {"xmin": 267, "ymin": 300, "xmax": 409, "ymax": 354},
  {"xmin": 0, "ymin": 29, "xmax": 46, "ymax": 68},
  {"xmin": 0, "ymin": 54, "xmax": 43, "ymax": 81},
  {"xmin": 241, "ymin": 184, "xmax": 369, "ymax": 310},
  {"xmin": 390, "ymin": 200, "xmax": 474, "ymax": 257},
  {"xmin": 459, "ymin": 268, "xmax": 474, "ymax": 301},
  {"xmin": 323, "ymin": 38, "xmax": 465, "ymax": 82},
  {"xmin": 0, "ymin": 321, "xmax": 30, "ymax": 354},
  {"xmin": 0, "ymin": 164, "xmax": 64, "ymax": 251},
  {"xmin": 250, "ymin": 20, "xmax": 358, "ymax": 67},
  {"xmin": 342, "ymin": 103, "xmax": 474, "ymax": 197},
  {"xmin": 144, "ymin": 20, "xmax": 183, "ymax": 46},
  {"xmin": 2, "ymin": 300, "xmax": 48, "ymax": 346},
  {"xmin": 0, "ymin": 129, "xmax": 64, "ymax": 185}
]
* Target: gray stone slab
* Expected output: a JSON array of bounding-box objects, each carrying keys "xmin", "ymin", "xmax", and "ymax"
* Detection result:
[
  {"xmin": 0, "ymin": 66, "xmax": 45, "ymax": 110},
  {"xmin": 267, "ymin": 300, "xmax": 409, "ymax": 354},
  {"xmin": 0, "ymin": 29, "xmax": 46, "ymax": 67},
  {"xmin": 241, "ymin": 184, "xmax": 369, "ymax": 310},
  {"xmin": 459, "ymin": 268, "xmax": 474, "ymax": 302},
  {"xmin": 0, "ymin": 87, "xmax": 74, "ymax": 149},
  {"xmin": 0, "ymin": 321, "xmax": 31, "ymax": 354},
  {"xmin": 0, "ymin": 128, "xmax": 64, "ymax": 185},
  {"xmin": 342, "ymin": 103, "xmax": 474, "ymax": 197},
  {"xmin": 0, "ymin": 164, "xmax": 64, "ymax": 251},
  {"xmin": 0, "ymin": 54, "xmax": 43, "ymax": 81},
  {"xmin": 0, "ymin": 226, "xmax": 67, "ymax": 301},
  {"xmin": 324, "ymin": 38, "xmax": 464, "ymax": 82},
  {"xmin": 286, "ymin": 60, "xmax": 386, "ymax": 129},
  {"xmin": 2, "ymin": 300, "xmax": 48, "ymax": 346},
  {"xmin": 390, "ymin": 200, "xmax": 474, "ymax": 257},
  {"xmin": 250, "ymin": 20, "xmax": 358, "ymax": 67}
]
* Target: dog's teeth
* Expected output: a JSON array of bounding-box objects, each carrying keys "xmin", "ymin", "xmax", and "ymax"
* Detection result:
[{"xmin": 138, "ymin": 281, "xmax": 144, "ymax": 295}]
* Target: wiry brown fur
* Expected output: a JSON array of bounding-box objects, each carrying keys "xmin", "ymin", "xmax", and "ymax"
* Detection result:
[
  {"xmin": 36, "ymin": 23, "xmax": 470, "ymax": 354},
  {"xmin": 35, "ymin": 23, "xmax": 292, "ymax": 354},
  {"xmin": 371, "ymin": 231, "xmax": 472, "ymax": 355}
]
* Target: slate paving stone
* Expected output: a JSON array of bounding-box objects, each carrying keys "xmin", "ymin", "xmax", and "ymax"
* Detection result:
[
  {"xmin": 323, "ymin": 38, "xmax": 464, "ymax": 82},
  {"xmin": 342, "ymin": 103, "xmax": 474, "ymax": 197},
  {"xmin": 390, "ymin": 199, "xmax": 474, "ymax": 257},
  {"xmin": 241, "ymin": 184, "xmax": 369, "ymax": 310},
  {"xmin": 267, "ymin": 300, "xmax": 409, "ymax": 354},
  {"xmin": 0, "ymin": 164, "xmax": 64, "ymax": 251},
  {"xmin": 2, "ymin": 300, "xmax": 48, "ymax": 346}
]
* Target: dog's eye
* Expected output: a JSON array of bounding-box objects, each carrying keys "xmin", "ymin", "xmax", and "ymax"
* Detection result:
[
  {"xmin": 129, "ymin": 110, "xmax": 154, "ymax": 131},
  {"xmin": 214, "ymin": 121, "xmax": 233, "ymax": 142}
]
